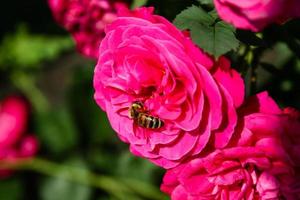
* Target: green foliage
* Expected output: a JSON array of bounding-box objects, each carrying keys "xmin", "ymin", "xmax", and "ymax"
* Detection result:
[
  {"xmin": 35, "ymin": 107, "xmax": 78, "ymax": 155},
  {"xmin": 117, "ymin": 154, "xmax": 168, "ymax": 200},
  {"xmin": 197, "ymin": 0, "xmax": 213, "ymax": 7},
  {"xmin": 131, "ymin": 0, "xmax": 148, "ymax": 9},
  {"xmin": 174, "ymin": 5, "xmax": 214, "ymax": 28},
  {"xmin": 174, "ymin": 5, "xmax": 239, "ymax": 58},
  {"xmin": 117, "ymin": 152, "xmax": 159, "ymax": 183},
  {"xmin": 0, "ymin": 178, "xmax": 23, "ymax": 200},
  {"xmin": 40, "ymin": 159, "xmax": 92, "ymax": 200},
  {"xmin": 68, "ymin": 66, "xmax": 114, "ymax": 143},
  {"xmin": 41, "ymin": 177, "xmax": 91, "ymax": 200},
  {"xmin": 0, "ymin": 25, "xmax": 73, "ymax": 70}
]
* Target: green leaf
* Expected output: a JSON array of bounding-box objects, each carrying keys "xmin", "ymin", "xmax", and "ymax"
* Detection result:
[
  {"xmin": 208, "ymin": 9, "xmax": 219, "ymax": 19},
  {"xmin": 174, "ymin": 5, "xmax": 215, "ymax": 30},
  {"xmin": 174, "ymin": 6, "xmax": 239, "ymax": 58},
  {"xmin": 40, "ymin": 159, "xmax": 91, "ymax": 200}
]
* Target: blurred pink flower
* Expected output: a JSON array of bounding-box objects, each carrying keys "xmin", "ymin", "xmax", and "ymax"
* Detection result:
[
  {"xmin": 161, "ymin": 92, "xmax": 300, "ymax": 199},
  {"xmin": 48, "ymin": 0, "xmax": 129, "ymax": 59},
  {"xmin": 0, "ymin": 96, "xmax": 39, "ymax": 177},
  {"xmin": 214, "ymin": 0, "xmax": 300, "ymax": 32},
  {"xmin": 93, "ymin": 7, "xmax": 245, "ymax": 169}
]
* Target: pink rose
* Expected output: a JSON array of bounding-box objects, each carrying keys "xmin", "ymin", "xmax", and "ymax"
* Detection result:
[
  {"xmin": 239, "ymin": 92, "xmax": 300, "ymax": 168},
  {"xmin": 93, "ymin": 7, "xmax": 245, "ymax": 169},
  {"xmin": 161, "ymin": 147, "xmax": 296, "ymax": 200},
  {"xmin": 214, "ymin": 0, "xmax": 300, "ymax": 31},
  {"xmin": 161, "ymin": 92, "xmax": 300, "ymax": 199},
  {"xmin": 48, "ymin": 0, "xmax": 129, "ymax": 59},
  {"xmin": 0, "ymin": 96, "xmax": 39, "ymax": 177},
  {"xmin": 236, "ymin": 92, "xmax": 300, "ymax": 198}
]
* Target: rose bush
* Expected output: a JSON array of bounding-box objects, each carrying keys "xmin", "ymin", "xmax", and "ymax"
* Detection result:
[
  {"xmin": 93, "ymin": 7, "xmax": 245, "ymax": 169},
  {"xmin": 48, "ymin": 0, "xmax": 129, "ymax": 59},
  {"xmin": 161, "ymin": 92, "xmax": 300, "ymax": 199},
  {"xmin": 0, "ymin": 96, "xmax": 39, "ymax": 177},
  {"xmin": 214, "ymin": 0, "xmax": 300, "ymax": 31}
]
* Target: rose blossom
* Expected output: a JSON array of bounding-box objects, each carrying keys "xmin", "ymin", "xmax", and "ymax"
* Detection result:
[
  {"xmin": 238, "ymin": 92, "xmax": 300, "ymax": 166},
  {"xmin": 161, "ymin": 147, "xmax": 296, "ymax": 200},
  {"xmin": 161, "ymin": 92, "xmax": 300, "ymax": 199},
  {"xmin": 48, "ymin": 0, "xmax": 129, "ymax": 59},
  {"xmin": 214, "ymin": 0, "xmax": 300, "ymax": 32},
  {"xmin": 0, "ymin": 96, "xmax": 39, "ymax": 177},
  {"xmin": 93, "ymin": 7, "xmax": 245, "ymax": 169}
]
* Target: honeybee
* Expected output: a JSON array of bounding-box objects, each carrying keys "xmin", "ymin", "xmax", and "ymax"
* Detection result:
[{"xmin": 129, "ymin": 101, "xmax": 164, "ymax": 129}]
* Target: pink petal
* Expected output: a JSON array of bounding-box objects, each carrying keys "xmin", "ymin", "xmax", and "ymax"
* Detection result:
[{"xmin": 212, "ymin": 56, "xmax": 245, "ymax": 107}]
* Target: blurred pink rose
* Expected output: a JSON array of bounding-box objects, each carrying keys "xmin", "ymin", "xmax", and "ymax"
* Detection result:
[
  {"xmin": 93, "ymin": 7, "xmax": 245, "ymax": 169},
  {"xmin": 161, "ymin": 92, "xmax": 300, "ymax": 199},
  {"xmin": 214, "ymin": 0, "xmax": 300, "ymax": 31},
  {"xmin": 0, "ymin": 96, "xmax": 39, "ymax": 177},
  {"xmin": 48, "ymin": 0, "xmax": 129, "ymax": 59}
]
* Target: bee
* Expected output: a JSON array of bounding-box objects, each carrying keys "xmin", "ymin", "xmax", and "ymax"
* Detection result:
[{"xmin": 129, "ymin": 101, "xmax": 164, "ymax": 129}]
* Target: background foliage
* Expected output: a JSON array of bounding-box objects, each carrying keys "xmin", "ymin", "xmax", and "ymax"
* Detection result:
[{"xmin": 0, "ymin": 0, "xmax": 299, "ymax": 199}]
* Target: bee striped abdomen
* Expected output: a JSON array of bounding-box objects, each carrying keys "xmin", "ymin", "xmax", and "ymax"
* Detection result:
[
  {"xmin": 137, "ymin": 113, "xmax": 164, "ymax": 129},
  {"xmin": 129, "ymin": 101, "xmax": 164, "ymax": 129}
]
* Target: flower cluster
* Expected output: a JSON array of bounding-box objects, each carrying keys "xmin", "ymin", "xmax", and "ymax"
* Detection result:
[
  {"xmin": 49, "ymin": 0, "xmax": 300, "ymax": 198},
  {"xmin": 48, "ymin": 0, "xmax": 130, "ymax": 59},
  {"xmin": 0, "ymin": 96, "xmax": 38, "ymax": 177},
  {"xmin": 91, "ymin": 6, "xmax": 300, "ymax": 199},
  {"xmin": 161, "ymin": 92, "xmax": 300, "ymax": 199},
  {"xmin": 214, "ymin": 0, "xmax": 300, "ymax": 32}
]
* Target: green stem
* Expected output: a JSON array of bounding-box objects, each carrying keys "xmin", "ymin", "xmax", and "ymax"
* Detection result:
[{"xmin": 0, "ymin": 157, "xmax": 166, "ymax": 200}]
